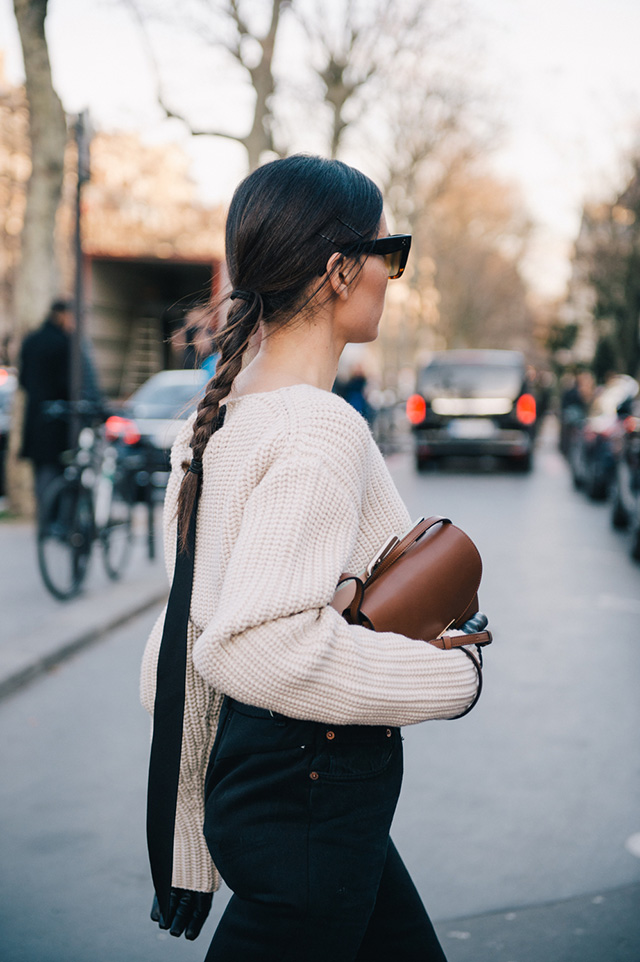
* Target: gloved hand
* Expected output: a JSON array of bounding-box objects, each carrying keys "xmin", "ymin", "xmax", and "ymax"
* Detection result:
[{"xmin": 150, "ymin": 888, "xmax": 213, "ymax": 940}]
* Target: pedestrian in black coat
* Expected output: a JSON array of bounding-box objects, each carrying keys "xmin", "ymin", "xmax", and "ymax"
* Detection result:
[{"xmin": 19, "ymin": 299, "xmax": 101, "ymax": 517}]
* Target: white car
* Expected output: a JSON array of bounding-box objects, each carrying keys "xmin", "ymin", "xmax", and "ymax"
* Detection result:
[{"xmin": 122, "ymin": 369, "xmax": 209, "ymax": 486}]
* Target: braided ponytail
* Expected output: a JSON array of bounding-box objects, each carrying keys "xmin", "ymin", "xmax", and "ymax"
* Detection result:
[{"xmin": 177, "ymin": 293, "xmax": 263, "ymax": 551}]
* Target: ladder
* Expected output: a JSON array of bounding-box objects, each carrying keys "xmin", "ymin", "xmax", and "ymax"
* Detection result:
[{"xmin": 120, "ymin": 315, "xmax": 163, "ymax": 397}]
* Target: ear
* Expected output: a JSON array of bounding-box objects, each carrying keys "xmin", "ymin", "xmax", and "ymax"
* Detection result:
[{"xmin": 326, "ymin": 252, "xmax": 350, "ymax": 301}]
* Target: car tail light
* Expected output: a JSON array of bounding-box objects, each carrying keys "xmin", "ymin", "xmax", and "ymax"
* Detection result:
[
  {"xmin": 406, "ymin": 394, "xmax": 427, "ymax": 425},
  {"xmin": 624, "ymin": 416, "xmax": 640, "ymax": 434},
  {"xmin": 105, "ymin": 415, "xmax": 141, "ymax": 445},
  {"xmin": 516, "ymin": 393, "xmax": 536, "ymax": 425},
  {"xmin": 0, "ymin": 368, "xmax": 8, "ymax": 386}
]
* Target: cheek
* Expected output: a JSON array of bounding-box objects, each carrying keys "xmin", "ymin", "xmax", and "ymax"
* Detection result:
[{"xmin": 372, "ymin": 265, "xmax": 388, "ymax": 308}]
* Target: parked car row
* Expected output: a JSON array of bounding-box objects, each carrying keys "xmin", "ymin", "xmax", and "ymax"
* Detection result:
[
  {"xmin": 0, "ymin": 366, "xmax": 208, "ymax": 504},
  {"xmin": 8, "ymin": 352, "xmax": 640, "ymax": 568},
  {"xmin": 562, "ymin": 373, "xmax": 640, "ymax": 561}
]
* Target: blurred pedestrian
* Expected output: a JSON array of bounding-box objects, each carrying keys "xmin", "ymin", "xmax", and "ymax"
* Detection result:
[
  {"xmin": 172, "ymin": 305, "xmax": 219, "ymax": 372},
  {"xmin": 142, "ymin": 155, "xmax": 481, "ymax": 961},
  {"xmin": 559, "ymin": 366, "xmax": 594, "ymax": 455},
  {"xmin": 335, "ymin": 364, "xmax": 374, "ymax": 423},
  {"xmin": 19, "ymin": 298, "xmax": 101, "ymax": 518}
]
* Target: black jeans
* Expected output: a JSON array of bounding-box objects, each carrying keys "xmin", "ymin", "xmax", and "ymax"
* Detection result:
[{"xmin": 203, "ymin": 698, "xmax": 447, "ymax": 962}]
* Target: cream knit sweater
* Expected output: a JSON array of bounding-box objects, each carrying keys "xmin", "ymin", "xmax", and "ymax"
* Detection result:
[{"xmin": 140, "ymin": 384, "xmax": 479, "ymax": 893}]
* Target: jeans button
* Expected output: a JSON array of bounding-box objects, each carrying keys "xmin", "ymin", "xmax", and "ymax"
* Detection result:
[
  {"xmin": 326, "ymin": 730, "xmax": 335, "ymax": 740},
  {"xmin": 309, "ymin": 771, "xmax": 319, "ymax": 781},
  {"xmin": 386, "ymin": 729, "xmax": 392, "ymax": 737}
]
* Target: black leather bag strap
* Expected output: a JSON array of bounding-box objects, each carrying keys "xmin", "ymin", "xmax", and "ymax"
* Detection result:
[
  {"xmin": 365, "ymin": 516, "xmax": 451, "ymax": 587},
  {"xmin": 146, "ymin": 406, "xmax": 225, "ymax": 922},
  {"xmin": 451, "ymin": 646, "xmax": 483, "ymax": 719}
]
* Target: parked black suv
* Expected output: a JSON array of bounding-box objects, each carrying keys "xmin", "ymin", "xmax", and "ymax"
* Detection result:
[{"xmin": 407, "ymin": 350, "xmax": 536, "ymax": 472}]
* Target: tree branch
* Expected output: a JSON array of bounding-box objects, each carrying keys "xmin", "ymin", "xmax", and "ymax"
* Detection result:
[{"xmin": 123, "ymin": 0, "xmax": 252, "ymax": 150}]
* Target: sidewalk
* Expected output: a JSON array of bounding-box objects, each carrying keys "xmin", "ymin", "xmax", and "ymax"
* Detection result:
[
  {"xmin": 0, "ymin": 506, "xmax": 168, "ymax": 699},
  {"xmin": 439, "ymin": 881, "xmax": 640, "ymax": 962}
]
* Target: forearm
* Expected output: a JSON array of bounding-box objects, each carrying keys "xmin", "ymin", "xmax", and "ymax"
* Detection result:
[{"xmin": 193, "ymin": 606, "xmax": 479, "ymax": 728}]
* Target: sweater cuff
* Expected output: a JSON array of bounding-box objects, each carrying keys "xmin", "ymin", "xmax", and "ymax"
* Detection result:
[{"xmin": 172, "ymin": 796, "xmax": 221, "ymax": 893}]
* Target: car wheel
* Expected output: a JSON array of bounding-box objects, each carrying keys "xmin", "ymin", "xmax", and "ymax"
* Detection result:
[
  {"xmin": 510, "ymin": 451, "xmax": 532, "ymax": 473},
  {"xmin": 569, "ymin": 447, "xmax": 583, "ymax": 489},
  {"xmin": 610, "ymin": 478, "xmax": 629, "ymax": 530},
  {"xmin": 415, "ymin": 454, "xmax": 431, "ymax": 473},
  {"xmin": 585, "ymin": 459, "xmax": 608, "ymax": 501},
  {"xmin": 629, "ymin": 503, "xmax": 640, "ymax": 562}
]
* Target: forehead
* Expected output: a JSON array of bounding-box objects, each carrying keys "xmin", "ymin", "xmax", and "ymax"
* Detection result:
[{"xmin": 378, "ymin": 213, "xmax": 388, "ymax": 237}]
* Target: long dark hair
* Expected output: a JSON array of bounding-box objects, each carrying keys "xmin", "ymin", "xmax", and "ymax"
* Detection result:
[{"xmin": 177, "ymin": 154, "xmax": 383, "ymax": 549}]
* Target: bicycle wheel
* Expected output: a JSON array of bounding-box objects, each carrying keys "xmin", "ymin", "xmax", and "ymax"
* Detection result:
[
  {"xmin": 37, "ymin": 476, "xmax": 93, "ymax": 600},
  {"xmin": 101, "ymin": 485, "xmax": 133, "ymax": 580}
]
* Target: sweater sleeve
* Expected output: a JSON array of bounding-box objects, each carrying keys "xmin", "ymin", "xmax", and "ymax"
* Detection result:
[
  {"xmin": 192, "ymin": 453, "xmax": 479, "ymax": 727},
  {"xmin": 140, "ymin": 609, "xmax": 223, "ymax": 894}
]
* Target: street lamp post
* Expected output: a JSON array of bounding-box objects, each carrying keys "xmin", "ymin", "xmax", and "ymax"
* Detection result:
[{"xmin": 69, "ymin": 109, "xmax": 91, "ymax": 449}]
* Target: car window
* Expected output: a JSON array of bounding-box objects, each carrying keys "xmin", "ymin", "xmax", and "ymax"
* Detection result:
[
  {"xmin": 128, "ymin": 376, "xmax": 207, "ymax": 419},
  {"xmin": 418, "ymin": 364, "xmax": 523, "ymax": 399}
]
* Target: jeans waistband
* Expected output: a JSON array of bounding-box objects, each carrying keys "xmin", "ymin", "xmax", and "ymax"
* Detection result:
[
  {"xmin": 226, "ymin": 698, "xmax": 286, "ymax": 721},
  {"xmin": 225, "ymin": 698, "xmax": 400, "ymax": 740}
]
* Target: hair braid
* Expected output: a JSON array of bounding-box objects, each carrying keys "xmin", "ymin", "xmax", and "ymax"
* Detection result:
[{"xmin": 177, "ymin": 295, "xmax": 262, "ymax": 551}]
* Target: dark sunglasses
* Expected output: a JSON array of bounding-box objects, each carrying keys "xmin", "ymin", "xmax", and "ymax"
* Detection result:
[
  {"xmin": 328, "ymin": 233, "xmax": 411, "ymax": 279},
  {"xmin": 357, "ymin": 234, "xmax": 412, "ymax": 279}
]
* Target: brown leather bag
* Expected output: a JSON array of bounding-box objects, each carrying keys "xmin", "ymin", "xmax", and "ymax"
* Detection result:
[{"xmin": 331, "ymin": 516, "xmax": 492, "ymax": 651}]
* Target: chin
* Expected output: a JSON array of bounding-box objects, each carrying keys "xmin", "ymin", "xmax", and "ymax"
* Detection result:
[
  {"xmin": 351, "ymin": 318, "xmax": 382, "ymax": 344},
  {"xmin": 348, "ymin": 332, "xmax": 378, "ymax": 346},
  {"xmin": 364, "ymin": 321, "xmax": 382, "ymax": 343}
]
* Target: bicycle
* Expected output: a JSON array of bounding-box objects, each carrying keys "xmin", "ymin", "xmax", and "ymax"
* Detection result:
[{"xmin": 37, "ymin": 402, "xmax": 144, "ymax": 600}]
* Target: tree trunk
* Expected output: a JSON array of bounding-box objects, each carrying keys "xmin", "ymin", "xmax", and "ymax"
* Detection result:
[
  {"xmin": 242, "ymin": 0, "xmax": 285, "ymax": 170},
  {"xmin": 7, "ymin": 0, "xmax": 67, "ymax": 517}
]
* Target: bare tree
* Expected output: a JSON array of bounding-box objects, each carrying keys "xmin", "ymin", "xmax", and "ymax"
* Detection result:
[
  {"xmin": 0, "ymin": 67, "xmax": 30, "ymax": 349},
  {"xmin": 7, "ymin": 0, "xmax": 67, "ymax": 516},
  {"xmin": 588, "ymin": 162, "xmax": 640, "ymax": 377},
  {"xmin": 125, "ymin": 0, "xmax": 289, "ymax": 171},
  {"xmin": 125, "ymin": 0, "xmax": 478, "ymax": 171},
  {"xmin": 124, "ymin": 0, "xmax": 512, "ymax": 376},
  {"xmin": 419, "ymin": 169, "xmax": 533, "ymax": 351},
  {"xmin": 375, "ymin": 164, "xmax": 533, "ymax": 381},
  {"xmin": 11, "ymin": 0, "xmax": 67, "ymax": 337},
  {"xmin": 350, "ymin": 3, "xmax": 501, "ymax": 372},
  {"xmin": 561, "ymin": 158, "xmax": 640, "ymax": 379},
  {"xmin": 296, "ymin": 0, "xmax": 386, "ymax": 159},
  {"xmin": 297, "ymin": 0, "xmax": 474, "ymax": 160}
]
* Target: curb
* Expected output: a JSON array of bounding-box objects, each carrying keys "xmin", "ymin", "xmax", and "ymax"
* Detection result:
[{"xmin": 0, "ymin": 586, "xmax": 167, "ymax": 702}]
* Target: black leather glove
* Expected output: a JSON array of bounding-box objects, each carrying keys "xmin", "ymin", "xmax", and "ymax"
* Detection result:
[{"xmin": 150, "ymin": 888, "xmax": 213, "ymax": 940}]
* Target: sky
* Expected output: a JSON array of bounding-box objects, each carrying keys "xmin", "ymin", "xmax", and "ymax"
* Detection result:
[{"xmin": 1, "ymin": 0, "xmax": 639, "ymax": 298}]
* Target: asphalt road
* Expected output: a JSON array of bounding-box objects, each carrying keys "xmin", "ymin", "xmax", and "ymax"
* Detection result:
[{"xmin": 1, "ymin": 425, "xmax": 639, "ymax": 961}]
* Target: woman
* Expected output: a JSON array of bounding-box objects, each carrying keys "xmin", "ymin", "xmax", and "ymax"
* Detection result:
[{"xmin": 141, "ymin": 155, "xmax": 481, "ymax": 961}]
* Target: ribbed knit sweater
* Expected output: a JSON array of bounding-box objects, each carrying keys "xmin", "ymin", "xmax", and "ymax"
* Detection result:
[{"xmin": 140, "ymin": 384, "xmax": 479, "ymax": 893}]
